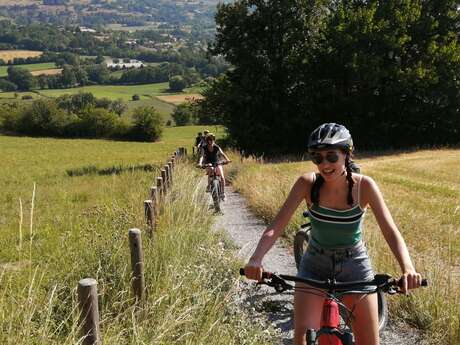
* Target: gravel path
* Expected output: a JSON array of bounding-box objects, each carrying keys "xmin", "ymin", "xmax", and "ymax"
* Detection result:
[{"xmin": 213, "ymin": 187, "xmax": 427, "ymax": 345}]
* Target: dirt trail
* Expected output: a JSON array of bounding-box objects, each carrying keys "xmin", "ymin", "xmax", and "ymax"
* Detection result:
[{"xmin": 213, "ymin": 187, "xmax": 427, "ymax": 345}]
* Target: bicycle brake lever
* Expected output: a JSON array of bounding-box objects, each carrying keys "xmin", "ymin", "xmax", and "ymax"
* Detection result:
[{"xmin": 257, "ymin": 275, "xmax": 293, "ymax": 293}]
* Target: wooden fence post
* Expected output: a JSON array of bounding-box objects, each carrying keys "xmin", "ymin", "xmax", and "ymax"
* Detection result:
[
  {"xmin": 171, "ymin": 157, "xmax": 175, "ymax": 168},
  {"xmin": 128, "ymin": 228, "xmax": 145, "ymax": 302},
  {"xmin": 78, "ymin": 278, "xmax": 101, "ymax": 345},
  {"xmin": 144, "ymin": 200, "xmax": 154, "ymax": 236},
  {"xmin": 156, "ymin": 176, "xmax": 164, "ymax": 200},
  {"xmin": 150, "ymin": 186, "xmax": 157, "ymax": 213},
  {"xmin": 161, "ymin": 169, "xmax": 167, "ymax": 193},
  {"xmin": 167, "ymin": 162, "xmax": 173, "ymax": 185},
  {"xmin": 164, "ymin": 165, "xmax": 170, "ymax": 188}
]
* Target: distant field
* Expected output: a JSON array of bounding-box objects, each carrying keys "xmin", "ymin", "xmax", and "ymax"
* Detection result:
[
  {"xmin": 30, "ymin": 68, "xmax": 62, "ymax": 76},
  {"xmin": 0, "ymin": 91, "xmax": 39, "ymax": 100},
  {"xmin": 125, "ymin": 97, "xmax": 175, "ymax": 120},
  {"xmin": 37, "ymin": 82, "xmax": 171, "ymax": 100},
  {"xmin": 0, "ymin": 62, "xmax": 57, "ymax": 77},
  {"xmin": 0, "ymin": 82, "xmax": 204, "ymax": 119},
  {"xmin": 0, "ymin": 50, "xmax": 43, "ymax": 63},
  {"xmin": 36, "ymin": 82, "xmax": 181, "ymax": 119},
  {"xmin": 105, "ymin": 23, "xmax": 160, "ymax": 31},
  {"xmin": 156, "ymin": 93, "xmax": 203, "ymax": 105}
]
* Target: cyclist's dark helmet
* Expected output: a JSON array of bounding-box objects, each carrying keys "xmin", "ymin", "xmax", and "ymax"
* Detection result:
[{"xmin": 308, "ymin": 123, "xmax": 353, "ymax": 153}]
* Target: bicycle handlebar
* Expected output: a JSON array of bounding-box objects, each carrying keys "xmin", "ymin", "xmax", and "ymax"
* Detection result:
[
  {"xmin": 239, "ymin": 268, "xmax": 427, "ymax": 293},
  {"xmin": 197, "ymin": 161, "xmax": 230, "ymax": 169}
]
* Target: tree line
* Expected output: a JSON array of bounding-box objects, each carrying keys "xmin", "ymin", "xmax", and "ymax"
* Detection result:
[
  {"xmin": 0, "ymin": 92, "xmax": 163, "ymax": 141},
  {"xmin": 200, "ymin": 0, "xmax": 460, "ymax": 153}
]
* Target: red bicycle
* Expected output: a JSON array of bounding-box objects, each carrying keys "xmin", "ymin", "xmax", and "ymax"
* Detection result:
[{"xmin": 240, "ymin": 269, "xmax": 427, "ymax": 345}]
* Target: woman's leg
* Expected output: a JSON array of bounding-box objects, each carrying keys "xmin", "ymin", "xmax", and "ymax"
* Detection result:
[
  {"xmin": 341, "ymin": 293, "xmax": 379, "ymax": 345},
  {"xmin": 216, "ymin": 165, "xmax": 225, "ymax": 195},
  {"xmin": 294, "ymin": 283, "xmax": 325, "ymax": 345}
]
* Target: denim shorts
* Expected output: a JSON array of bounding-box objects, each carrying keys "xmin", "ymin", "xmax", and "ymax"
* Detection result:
[{"xmin": 297, "ymin": 238, "xmax": 375, "ymax": 290}]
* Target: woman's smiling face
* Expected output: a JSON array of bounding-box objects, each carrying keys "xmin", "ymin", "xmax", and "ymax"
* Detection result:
[{"xmin": 310, "ymin": 149, "xmax": 346, "ymax": 181}]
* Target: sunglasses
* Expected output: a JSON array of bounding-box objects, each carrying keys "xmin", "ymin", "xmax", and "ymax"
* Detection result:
[{"xmin": 310, "ymin": 151, "xmax": 340, "ymax": 165}]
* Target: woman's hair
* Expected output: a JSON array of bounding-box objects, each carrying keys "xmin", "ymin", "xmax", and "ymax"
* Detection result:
[{"xmin": 310, "ymin": 151, "xmax": 360, "ymax": 206}]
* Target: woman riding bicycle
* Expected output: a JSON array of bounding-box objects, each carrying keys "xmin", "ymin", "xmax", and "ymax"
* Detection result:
[
  {"xmin": 244, "ymin": 123, "xmax": 422, "ymax": 345},
  {"xmin": 197, "ymin": 133, "xmax": 231, "ymax": 199}
]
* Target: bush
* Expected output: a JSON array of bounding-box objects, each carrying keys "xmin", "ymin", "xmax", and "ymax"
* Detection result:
[
  {"xmin": 0, "ymin": 79, "xmax": 17, "ymax": 92},
  {"xmin": 169, "ymin": 75, "xmax": 187, "ymax": 92},
  {"xmin": 172, "ymin": 102, "xmax": 195, "ymax": 126},
  {"xmin": 132, "ymin": 94, "xmax": 140, "ymax": 101},
  {"xmin": 130, "ymin": 106, "xmax": 163, "ymax": 141},
  {"xmin": 21, "ymin": 95, "xmax": 33, "ymax": 100},
  {"xmin": 76, "ymin": 108, "xmax": 120, "ymax": 138},
  {"xmin": 16, "ymin": 99, "xmax": 70, "ymax": 136}
]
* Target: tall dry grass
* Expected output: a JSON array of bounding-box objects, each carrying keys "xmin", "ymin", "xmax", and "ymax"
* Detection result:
[
  {"xmin": 0, "ymin": 135, "xmax": 274, "ymax": 344},
  {"xmin": 229, "ymin": 149, "xmax": 460, "ymax": 345}
]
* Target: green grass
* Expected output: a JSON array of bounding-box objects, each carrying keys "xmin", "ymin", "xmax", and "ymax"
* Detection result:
[
  {"xmin": 0, "ymin": 128, "xmax": 273, "ymax": 344},
  {"xmin": 229, "ymin": 149, "xmax": 460, "ymax": 345},
  {"xmin": 125, "ymin": 96, "xmax": 175, "ymax": 120},
  {"xmin": 0, "ymin": 62, "xmax": 57, "ymax": 77},
  {"xmin": 37, "ymin": 82, "xmax": 171, "ymax": 100}
]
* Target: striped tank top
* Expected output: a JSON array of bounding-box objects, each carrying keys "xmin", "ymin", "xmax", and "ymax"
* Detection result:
[{"xmin": 308, "ymin": 177, "xmax": 366, "ymax": 248}]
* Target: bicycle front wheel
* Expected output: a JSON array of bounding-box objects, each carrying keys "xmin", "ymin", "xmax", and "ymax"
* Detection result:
[{"xmin": 211, "ymin": 178, "xmax": 221, "ymax": 212}]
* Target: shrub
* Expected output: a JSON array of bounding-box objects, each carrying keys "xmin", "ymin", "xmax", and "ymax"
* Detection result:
[
  {"xmin": 76, "ymin": 108, "xmax": 120, "ymax": 138},
  {"xmin": 169, "ymin": 75, "xmax": 187, "ymax": 92},
  {"xmin": 21, "ymin": 95, "xmax": 33, "ymax": 100},
  {"xmin": 132, "ymin": 94, "xmax": 140, "ymax": 101},
  {"xmin": 17, "ymin": 99, "xmax": 70, "ymax": 136},
  {"xmin": 172, "ymin": 102, "xmax": 195, "ymax": 126},
  {"xmin": 130, "ymin": 106, "xmax": 163, "ymax": 141},
  {"xmin": 0, "ymin": 79, "xmax": 17, "ymax": 92}
]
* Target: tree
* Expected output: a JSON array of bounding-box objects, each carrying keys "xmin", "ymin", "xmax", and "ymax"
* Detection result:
[
  {"xmin": 169, "ymin": 75, "xmax": 187, "ymax": 92},
  {"xmin": 109, "ymin": 98, "xmax": 127, "ymax": 116},
  {"xmin": 95, "ymin": 55, "xmax": 105, "ymax": 64},
  {"xmin": 17, "ymin": 99, "xmax": 69, "ymax": 136},
  {"xmin": 172, "ymin": 103, "xmax": 195, "ymax": 126},
  {"xmin": 7, "ymin": 66, "xmax": 34, "ymax": 91},
  {"xmin": 0, "ymin": 78, "xmax": 17, "ymax": 92},
  {"xmin": 61, "ymin": 65, "xmax": 77, "ymax": 87},
  {"xmin": 207, "ymin": 0, "xmax": 460, "ymax": 153},
  {"xmin": 130, "ymin": 106, "xmax": 163, "ymax": 141}
]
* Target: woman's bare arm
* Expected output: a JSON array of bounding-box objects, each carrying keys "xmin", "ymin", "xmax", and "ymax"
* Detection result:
[{"xmin": 244, "ymin": 174, "xmax": 313, "ymax": 280}]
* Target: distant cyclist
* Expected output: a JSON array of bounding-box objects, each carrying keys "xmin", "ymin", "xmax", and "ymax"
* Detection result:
[
  {"xmin": 197, "ymin": 133, "xmax": 231, "ymax": 199},
  {"xmin": 194, "ymin": 132, "xmax": 203, "ymax": 153},
  {"xmin": 197, "ymin": 129, "xmax": 210, "ymax": 153}
]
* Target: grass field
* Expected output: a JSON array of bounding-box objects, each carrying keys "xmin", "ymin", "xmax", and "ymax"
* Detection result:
[
  {"xmin": 0, "ymin": 62, "xmax": 57, "ymax": 77},
  {"xmin": 0, "ymin": 126, "xmax": 273, "ymax": 344},
  {"xmin": 0, "ymin": 50, "xmax": 43, "ymax": 63},
  {"xmin": 229, "ymin": 149, "xmax": 460, "ymax": 344},
  {"xmin": 37, "ymin": 82, "xmax": 171, "ymax": 100},
  {"xmin": 30, "ymin": 68, "xmax": 62, "ymax": 76},
  {"xmin": 35, "ymin": 82, "xmax": 203, "ymax": 120},
  {"xmin": 156, "ymin": 93, "xmax": 204, "ymax": 105}
]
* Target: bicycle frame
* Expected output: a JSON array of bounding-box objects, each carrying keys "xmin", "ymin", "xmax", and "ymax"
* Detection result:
[{"xmin": 239, "ymin": 269, "xmax": 427, "ymax": 345}]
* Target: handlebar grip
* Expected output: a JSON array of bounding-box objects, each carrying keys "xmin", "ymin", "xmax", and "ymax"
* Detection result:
[
  {"xmin": 239, "ymin": 268, "xmax": 271, "ymax": 279},
  {"xmin": 397, "ymin": 278, "xmax": 428, "ymax": 287}
]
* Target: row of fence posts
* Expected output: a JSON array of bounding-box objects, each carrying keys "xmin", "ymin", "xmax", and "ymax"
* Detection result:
[{"xmin": 77, "ymin": 147, "xmax": 188, "ymax": 345}]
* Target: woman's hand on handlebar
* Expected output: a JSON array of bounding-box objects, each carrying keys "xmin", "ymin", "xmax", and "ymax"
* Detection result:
[
  {"xmin": 400, "ymin": 268, "xmax": 423, "ymax": 294},
  {"xmin": 243, "ymin": 259, "xmax": 264, "ymax": 281}
]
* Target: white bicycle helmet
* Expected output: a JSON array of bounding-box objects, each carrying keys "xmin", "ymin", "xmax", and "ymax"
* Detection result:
[{"xmin": 308, "ymin": 123, "xmax": 353, "ymax": 152}]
